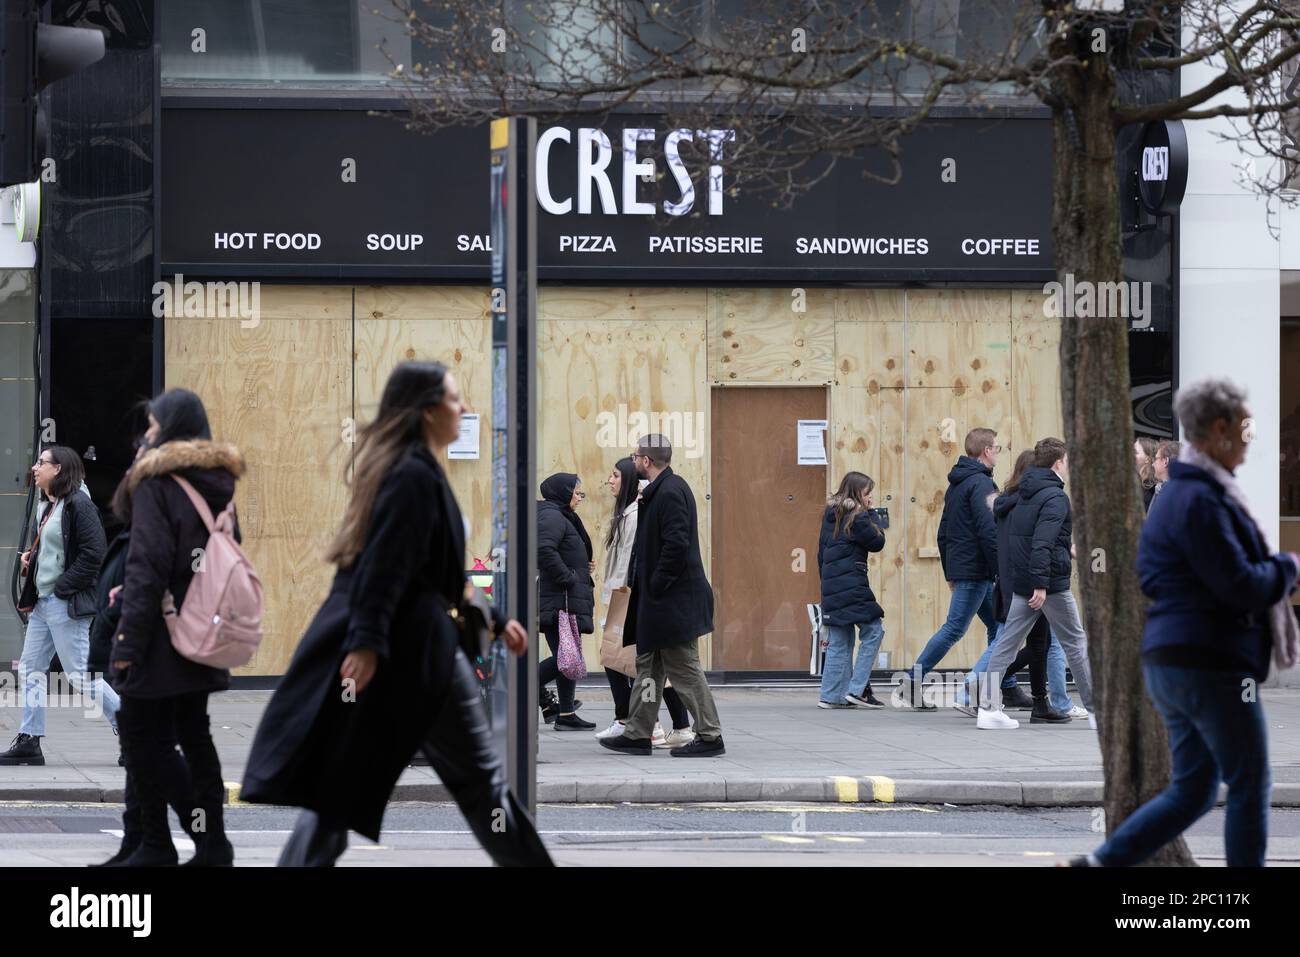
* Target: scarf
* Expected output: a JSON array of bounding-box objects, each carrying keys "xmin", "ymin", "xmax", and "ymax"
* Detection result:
[
  {"xmin": 1179, "ymin": 444, "xmax": 1300, "ymax": 671},
  {"xmin": 539, "ymin": 472, "xmax": 593, "ymax": 561}
]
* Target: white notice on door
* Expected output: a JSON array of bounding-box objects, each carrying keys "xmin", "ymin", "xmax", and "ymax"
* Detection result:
[
  {"xmin": 797, "ymin": 419, "xmax": 828, "ymax": 466},
  {"xmin": 449, "ymin": 413, "xmax": 481, "ymax": 460}
]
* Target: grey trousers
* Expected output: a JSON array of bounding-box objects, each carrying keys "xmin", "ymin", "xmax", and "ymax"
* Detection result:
[
  {"xmin": 624, "ymin": 640, "xmax": 723, "ymax": 741},
  {"xmin": 982, "ymin": 591, "xmax": 1094, "ymax": 711}
]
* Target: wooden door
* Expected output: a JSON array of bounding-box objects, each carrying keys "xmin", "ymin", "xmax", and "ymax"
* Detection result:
[{"xmin": 711, "ymin": 386, "xmax": 828, "ymax": 670}]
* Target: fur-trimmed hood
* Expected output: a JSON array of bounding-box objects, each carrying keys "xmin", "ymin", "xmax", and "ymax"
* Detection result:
[{"xmin": 126, "ymin": 439, "xmax": 245, "ymax": 493}]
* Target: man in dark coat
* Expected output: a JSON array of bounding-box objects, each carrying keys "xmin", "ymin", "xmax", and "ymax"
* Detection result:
[
  {"xmin": 600, "ymin": 434, "xmax": 724, "ymax": 757},
  {"xmin": 904, "ymin": 428, "xmax": 1028, "ymax": 709},
  {"xmin": 978, "ymin": 437, "xmax": 1094, "ymax": 730}
]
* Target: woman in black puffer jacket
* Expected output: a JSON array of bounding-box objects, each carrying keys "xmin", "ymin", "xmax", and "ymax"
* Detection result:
[
  {"xmin": 816, "ymin": 471, "xmax": 887, "ymax": 709},
  {"xmin": 110, "ymin": 389, "xmax": 241, "ymax": 867},
  {"xmin": 537, "ymin": 473, "xmax": 596, "ymax": 730},
  {"xmin": 967, "ymin": 450, "xmax": 1069, "ymax": 723},
  {"xmin": 89, "ymin": 456, "xmax": 200, "ymax": 868}
]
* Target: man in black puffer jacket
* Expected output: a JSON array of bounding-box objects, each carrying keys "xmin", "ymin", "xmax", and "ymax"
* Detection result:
[
  {"xmin": 903, "ymin": 428, "xmax": 1027, "ymax": 709},
  {"xmin": 977, "ymin": 437, "xmax": 1095, "ymax": 730}
]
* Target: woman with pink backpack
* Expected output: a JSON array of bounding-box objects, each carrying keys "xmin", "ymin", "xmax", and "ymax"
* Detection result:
[{"xmin": 110, "ymin": 389, "xmax": 242, "ymax": 866}]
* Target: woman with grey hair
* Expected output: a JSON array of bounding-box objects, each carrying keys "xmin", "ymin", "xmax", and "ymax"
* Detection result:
[{"xmin": 1072, "ymin": 378, "xmax": 1300, "ymax": 867}]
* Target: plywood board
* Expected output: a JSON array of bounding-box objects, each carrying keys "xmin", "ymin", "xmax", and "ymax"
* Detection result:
[
  {"xmin": 709, "ymin": 288, "xmax": 836, "ymax": 383},
  {"xmin": 1010, "ymin": 311, "xmax": 1065, "ymax": 458},
  {"xmin": 353, "ymin": 287, "xmax": 495, "ymax": 563},
  {"xmin": 902, "ymin": 386, "xmax": 1012, "ymax": 671},
  {"xmin": 906, "ymin": 319, "xmax": 1013, "ymax": 390},
  {"xmin": 829, "ymin": 385, "xmax": 905, "ymax": 672},
  {"xmin": 906, "ymin": 288, "xmax": 1011, "ymax": 323},
  {"xmin": 165, "ymin": 288, "xmax": 352, "ymax": 676},
  {"xmin": 538, "ymin": 313, "xmax": 710, "ymax": 667},
  {"xmin": 832, "ymin": 288, "xmax": 907, "ymax": 323},
  {"xmin": 834, "ymin": 320, "xmax": 905, "ymax": 391},
  {"xmin": 539, "ymin": 286, "xmax": 708, "ymax": 324}
]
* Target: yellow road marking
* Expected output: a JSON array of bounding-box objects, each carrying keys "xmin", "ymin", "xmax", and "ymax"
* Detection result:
[
  {"xmin": 833, "ymin": 776, "xmax": 859, "ymax": 802},
  {"xmin": 824, "ymin": 835, "xmax": 866, "ymax": 843},
  {"xmin": 224, "ymin": 782, "xmax": 243, "ymax": 806},
  {"xmin": 867, "ymin": 775, "xmax": 896, "ymax": 803},
  {"xmin": 765, "ymin": 835, "xmax": 817, "ymax": 844}
]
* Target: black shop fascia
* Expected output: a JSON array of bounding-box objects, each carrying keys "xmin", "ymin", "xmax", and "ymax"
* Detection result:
[{"xmin": 160, "ymin": 105, "xmax": 1059, "ymax": 286}]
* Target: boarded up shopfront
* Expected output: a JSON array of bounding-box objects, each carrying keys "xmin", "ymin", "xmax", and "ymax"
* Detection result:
[{"xmin": 167, "ymin": 284, "xmax": 1060, "ymax": 676}]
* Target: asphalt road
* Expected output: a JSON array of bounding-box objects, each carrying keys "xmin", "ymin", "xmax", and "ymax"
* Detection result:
[{"xmin": 2, "ymin": 801, "xmax": 1298, "ymax": 867}]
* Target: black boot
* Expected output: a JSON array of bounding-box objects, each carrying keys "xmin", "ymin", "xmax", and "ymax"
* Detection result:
[
  {"xmin": 278, "ymin": 810, "xmax": 348, "ymax": 867},
  {"xmin": 539, "ymin": 688, "xmax": 559, "ymax": 724},
  {"xmin": 114, "ymin": 842, "xmax": 178, "ymax": 867},
  {"xmin": 94, "ymin": 768, "xmax": 142, "ymax": 867},
  {"xmin": 111, "ymin": 789, "xmax": 177, "ymax": 866},
  {"xmin": 1030, "ymin": 696, "xmax": 1072, "ymax": 723},
  {"xmin": 183, "ymin": 804, "xmax": 234, "ymax": 867},
  {"xmin": 0, "ymin": 733, "xmax": 44, "ymax": 766},
  {"xmin": 89, "ymin": 842, "xmax": 139, "ymax": 867},
  {"xmin": 1001, "ymin": 685, "xmax": 1035, "ymax": 710}
]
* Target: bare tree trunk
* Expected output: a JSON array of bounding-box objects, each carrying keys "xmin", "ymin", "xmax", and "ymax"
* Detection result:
[{"xmin": 1050, "ymin": 63, "xmax": 1196, "ymax": 866}]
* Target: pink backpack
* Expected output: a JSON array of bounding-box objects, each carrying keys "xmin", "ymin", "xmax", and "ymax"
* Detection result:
[{"xmin": 160, "ymin": 475, "xmax": 264, "ymax": 669}]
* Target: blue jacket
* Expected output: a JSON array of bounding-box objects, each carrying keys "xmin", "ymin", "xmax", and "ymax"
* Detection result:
[
  {"xmin": 1139, "ymin": 460, "xmax": 1298, "ymax": 679},
  {"xmin": 817, "ymin": 506, "xmax": 886, "ymax": 626},
  {"xmin": 936, "ymin": 456, "xmax": 998, "ymax": 581}
]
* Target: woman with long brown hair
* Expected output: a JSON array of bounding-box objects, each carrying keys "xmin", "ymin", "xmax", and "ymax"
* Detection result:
[
  {"xmin": 816, "ymin": 471, "xmax": 887, "ymax": 709},
  {"xmin": 241, "ymin": 361, "xmax": 552, "ymax": 866}
]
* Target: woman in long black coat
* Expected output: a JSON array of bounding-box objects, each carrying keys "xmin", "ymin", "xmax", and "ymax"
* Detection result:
[
  {"xmin": 241, "ymin": 361, "xmax": 552, "ymax": 867},
  {"xmin": 536, "ymin": 472, "xmax": 596, "ymax": 731}
]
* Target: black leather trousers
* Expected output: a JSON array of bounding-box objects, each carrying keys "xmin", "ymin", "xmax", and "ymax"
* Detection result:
[{"xmin": 278, "ymin": 648, "xmax": 553, "ymax": 867}]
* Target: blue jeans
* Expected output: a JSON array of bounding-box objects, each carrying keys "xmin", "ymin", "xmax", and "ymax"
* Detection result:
[
  {"xmin": 919, "ymin": 580, "xmax": 1015, "ymax": 692},
  {"xmin": 19, "ymin": 594, "xmax": 120, "ymax": 737},
  {"xmin": 1094, "ymin": 664, "xmax": 1270, "ymax": 867},
  {"xmin": 1046, "ymin": 633, "xmax": 1072, "ymax": 712},
  {"xmin": 819, "ymin": 620, "xmax": 885, "ymax": 704}
]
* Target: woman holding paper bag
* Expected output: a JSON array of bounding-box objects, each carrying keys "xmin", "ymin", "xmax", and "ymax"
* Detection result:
[{"xmin": 594, "ymin": 457, "xmax": 693, "ymax": 747}]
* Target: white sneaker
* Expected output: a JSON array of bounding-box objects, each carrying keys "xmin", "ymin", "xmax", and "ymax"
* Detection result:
[
  {"xmin": 976, "ymin": 707, "xmax": 1020, "ymax": 730},
  {"xmin": 595, "ymin": 721, "xmax": 627, "ymax": 740},
  {"xmin": 1087, "ymin": 711, "xmax": 1098, "ymax": 731},
  {"xmin": 651, "ymin": 722, "xmax": 667, "ymax": 746},
  {"xmin": 1067, "ymin": 705, "xmax": 1088, "ymax": 719},
  {"xmin": 655, "ymin": 728, "xmax": 696, "ymax": 749}
]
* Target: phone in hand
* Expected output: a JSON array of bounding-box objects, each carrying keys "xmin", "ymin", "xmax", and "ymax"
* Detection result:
[{"xmin": 870, "ymin": 507, "xmax": 889, "ymax": 529}]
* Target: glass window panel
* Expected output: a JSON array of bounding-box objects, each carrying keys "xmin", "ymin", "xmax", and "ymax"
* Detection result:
[{"xmin": 162, "ymin": 0, "xmax": 445, "ymax": 85}]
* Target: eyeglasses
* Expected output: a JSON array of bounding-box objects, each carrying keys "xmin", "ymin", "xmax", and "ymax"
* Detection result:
[
  {"xmin": 574, "ymin": 491, "xmax": 586, "ymax": 499},
  {"xmin": 34, "ymin": 459, "xmax": 56, "ymax": 468},
  {"xmin": 989, "ymin": 445, "xmax": 1003, "ymax": 453}
]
